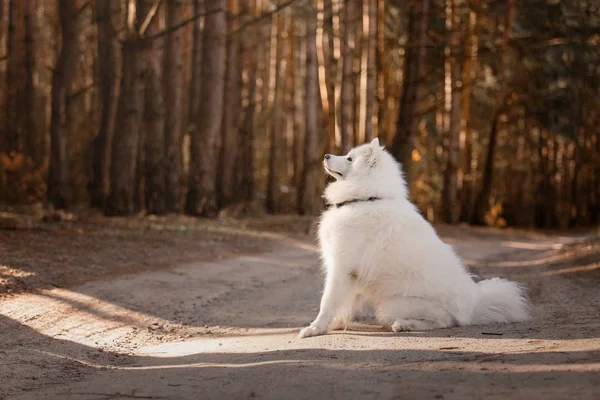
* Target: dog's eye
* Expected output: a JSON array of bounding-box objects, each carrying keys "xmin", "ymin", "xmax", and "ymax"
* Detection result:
[{"xmin": 347, "ymin": 157, "xmax": 352, "ymax": 162}]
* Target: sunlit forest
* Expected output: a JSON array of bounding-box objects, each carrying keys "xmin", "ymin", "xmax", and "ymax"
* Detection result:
[{"xmin": 0, "ymin": 0, "xmax": 598, "ymax": 229}]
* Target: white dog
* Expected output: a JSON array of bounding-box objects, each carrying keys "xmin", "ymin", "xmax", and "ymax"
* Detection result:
[{"xmin": 299, "ymin": 138, "xmax": 531, "ymax": 338}]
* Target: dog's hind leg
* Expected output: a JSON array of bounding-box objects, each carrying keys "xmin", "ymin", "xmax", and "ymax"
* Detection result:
[
  {"xmin": 299, "ymin": 272, "xmax": 355, "ymax": 338},
  {"xmin": 376, "ymin": 297, "xmax": 454, "ymax": 332},
  {"xmin": 330, "ymin": 295, "xmax": 363, "ymax": 330}
]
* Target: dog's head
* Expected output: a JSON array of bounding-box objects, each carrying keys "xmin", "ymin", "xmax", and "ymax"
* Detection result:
[
  {"xmin": 323, "ymin": 138, "xmax": 385, "ymax": 181},
  {"xmin": 322, "ymin": 138, "xmax": 408, "ymax": 204}
]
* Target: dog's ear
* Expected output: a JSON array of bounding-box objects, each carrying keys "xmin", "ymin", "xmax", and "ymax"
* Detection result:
[
  {"xmin": 366, "ymin": 139, "xmax": 382, "ymax": 168},
  {"xmin": 370, "ymin": 137, "xmax": 385, "ymax": 152}
]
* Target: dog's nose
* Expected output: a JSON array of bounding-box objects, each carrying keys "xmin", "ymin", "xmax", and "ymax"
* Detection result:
[{"xmin": 324, "ymin": 154, "xmax": 331, "ymax": 160}]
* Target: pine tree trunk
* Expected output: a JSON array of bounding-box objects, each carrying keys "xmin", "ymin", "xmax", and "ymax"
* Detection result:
[
  {"xmin": 390, "ymin": 0, "xmax": 430, "ymax": 185},
  {"xmin": 266, "ymin": 13, "xmax": 285, "ymax": 214},
  {"xmin": 217, "ymin": 0, "xmax": 242, "ymax": 208},
  {"xmin": 4, "ymin": 0, "xmax": 36, "ymax": 159},
  {"xmin": 23, "ymin": 0, "xmax": 39, "ymax": 165},
  {"xmin": 291, "ymin": 15, "xmax": 305, "ymax": 189},
  {"xmin": 238, "ymin": 64, "xmax": 257, "ymax": 205},
  {"xmin": 237, "ymin": 32, "xmax": 257, "ymax": 205},
  {"xmin": 185, "ymin": 0, "xmax": 227, "ymax": 216},
  {"xmin": 458, "ymin": 0, "xmax": 479, "ymax": 223},
  {"xmin": 164, "ymin": 0, "xmax": 184, "ymax": 212},
  {"xmin": 90, "ymin": 0, "xmax": 121, "ymax": 208},
  {"xmin": 469, "ymin": 0, "xmax": 514, "ymax": 225},
  {"xmin": 143, "ymin": 0, "xmax": 167, "ymax": 215},
  {"xmin": 470, "ymin": 109, "xmax": 500, "ymax": 225},
  {"xmin": 340, "ymin": 0, "xmax": 356, "ymax": 153},
  {"xmin": 298, "ymin": 3, "xmax": 322, "ymax": 215},
  {"xmin": 322, "ymin": 0, "xmax": 336, "ymax": 153},
  {"xmin": 4, "ymin": 0, "xmax": 21, "ymax": 154},
  {"xmin": 105, "ymin": 3, "xmax": 145, "ymax": 216},
  {"xmin": 188, "ymin": 0, "xmax": 204, "ymax": 133},
  {"xmin": 364, "ymin": 0, "xmax": 377, "ymax": 141},
  {"xmin": 441, "ymin": 0, "xmax": 462, "ymax": 224},
  {"xmin": 376, "ymin": 0, "xmax": 386, "ymax": 141},
  {"xmin": 0, "ymin": 1, "xmax": 4, "ymax": 46},
  {"xmin": 48, "ymin": 0, "xmax": 79, "ymax": 209}
]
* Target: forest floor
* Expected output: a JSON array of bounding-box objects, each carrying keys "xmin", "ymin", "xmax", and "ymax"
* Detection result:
[{"xmin": 1, "ymin": 212, "xmax": 599, "ymax": 399}]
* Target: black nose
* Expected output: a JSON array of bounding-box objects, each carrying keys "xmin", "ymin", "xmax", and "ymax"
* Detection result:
[{"xmin": 324, "ymin": 154, "xmax": 331, "ymax": 160}]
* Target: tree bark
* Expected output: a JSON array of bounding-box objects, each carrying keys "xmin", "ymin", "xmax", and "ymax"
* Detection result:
[
  {"xmin": 217, "ymin": 0, "xmax": 242, "ymax": 208},
  {"xmin": 90, "ymin": 0, "xmax": 121, "ymax": 209},
  {"xmin": 322, "ymin": 0, "xmax": 336, "ymax": 153},
  {"xmin": 163, "ymin": 0, "xmax": 184, "ymax": 212},
  {"xmin": 340, "ymin": 0, "xmax": 356, "ymax": 153},
  {"xmin": 364, "ymin": 0, "xmax": 377, "ymax": 141},
  {"xmin": 0, "ymin": 0, "xmax": 4, "ymax": 47},
  {"xmin": 4, "ymin": 0, "xmax": 21, "ymax": 154},
  {"xmin": 390, "ymin": 0, "xmax": 429, "ymax": 186},
  {"xmin": 237, "ymin": 28, "xmax": 257, "ymax": 205},
  {"xmin": 470, "ymin": 109, "xmax": 500, "ymax": 226},
  {"xmin": 458, "ymin": 0, "xmax": 479, "ymax": 222},
  {"xmin": 298, "ymin": 3, "xmax": 322, "ymax": 215},
  {"xmin": 376, "ymin": 0, "xmax": 386, "ymax": 140},
  {"xmin": 185, "ymin": 0, "xmax": 227, "ymax": 216},
  {"xmin": 143, "ymin": 0, "xmax": 167, "ymax": 215},
  {"xmin": 291, "ymin": 14, "xmax": 304, "ymax": 190},
  {"xmin": 266, "ymin": 13, "xmax": 285, "ymax": 214},
  {"xmin": 48, "ymin": 0, "xmax": 79, "ymax": 209},
  {"xmin": 238, "ymin": 58, "xmax": 257, "ymax": 205},
  {"xmin": 188, "ymin": 0, "xmax": 204, "ymax": 135},
  {"xmin": 4, "ymin": 0, "xmax": 36, "ymax": 160},
  {"xmin": 23, "ymin": 0, "xmax": 39, "ymax": 165},
  {"xmin": 469, "ymin": 0, "xmax": 514, "ymax": 225},
  {"xmin": 105, "ymin": 2, "xmax": 145, "ymax": 216},
  {"xmin": 441, "ymin": 0, "xmax": 462, "ymax": 224}
]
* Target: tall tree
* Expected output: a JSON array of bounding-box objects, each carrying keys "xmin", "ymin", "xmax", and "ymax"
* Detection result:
[
  {"xmin": 470, "ymin": 0, "xmax": 515, "ymax": 225},
  {"xmin": 90, "ymin": 0, "xmax": 121, "ymax": 208},
  {"xmin": 340, "ymin": 0, "xmax": 356, "ymax": 153},
  {"xmin": 236, "ymin": 0, "xmax": 258, "ymax": 206},
  {"xmin": 188, "ymin": 0, "xmax": 204, "ymax": 139},
  {"xmin": 48, "ymin": 0, "xmax": 79, "ymax": 209},
  {"xmin": 185, "ymin": 0, "xmax": 227, "ymax": 216},
  {"xmin": 291, "ymin": 14, "xmax": 305, "ymax": 190},
  {"xmin": 363, "ymin": 0, "xmax": 378, "ymax": 141},
  {"xmin": 163, "ymin": 0, "xmax": 184, "ymax": 212},
  {"xmin": 105, "ymin": 0, "xmax": 146, "ymax": 215},
  {"xmin": 142, "ymin": 0, "xmax": 167, "ymax": 215},
  {"xmin": 266, "ymin": 12, "xmax": 285, "ymax": 213},
  {"xmin": 321, "ymin": 0, "xmax": 337, "ymax": 153},
  {"xmin": 389, "ymin": 0, "xmax": 430, "ymax": 186},
  {"xmin": 23, "ymin": 0, "xmax": 38, "ymax": 165},
  {"xmin": 458, "ymin": 0, "xmax": 480, "ymax": 222},
  {"xmin": 441, "ymin": 0, "xmax": 462, "ymax": 223},
  {"xmin": 298, "ymin": 3, "xmax": 322, "ymax": 215},
  {"xmin": 217, "ymin": 0, "xmax": 242, "ymax": 208},
  {"xmin": 4, "ymin": 0, "xmax": 36, "ymax": 161}
]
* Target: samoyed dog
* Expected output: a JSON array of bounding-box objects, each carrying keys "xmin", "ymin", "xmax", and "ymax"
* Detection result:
[{"xmin": 299, "ymin": 138, "xmax": 531, "ymax": 338}]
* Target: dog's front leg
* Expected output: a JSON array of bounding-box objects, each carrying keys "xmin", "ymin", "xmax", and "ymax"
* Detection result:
[{"xmin": 299, "ymin": 273, "xmax": 353, "ymax": 338}]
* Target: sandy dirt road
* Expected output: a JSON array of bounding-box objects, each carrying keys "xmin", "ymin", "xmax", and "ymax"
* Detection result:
[{"xmin": 1, "ymin": 225, "xmax": 599, "ymax": 400}]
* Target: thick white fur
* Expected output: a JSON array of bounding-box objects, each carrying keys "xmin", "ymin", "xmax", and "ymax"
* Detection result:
[{"xmin": 299, "ymin": 138, "xmax": 531, "ymax": 338}]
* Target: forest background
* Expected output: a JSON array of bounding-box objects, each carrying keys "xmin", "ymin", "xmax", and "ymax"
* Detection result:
[{"xmin": 0, "ymin": 0, "xmax": 598, "ymax": 230}]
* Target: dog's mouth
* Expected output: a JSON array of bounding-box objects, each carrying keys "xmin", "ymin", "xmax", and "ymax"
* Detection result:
[{"xmin": 323, "ymin": 164, "xmax": 343, "ymax": 178}]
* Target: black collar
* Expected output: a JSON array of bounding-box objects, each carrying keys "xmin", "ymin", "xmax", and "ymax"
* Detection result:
[{"xmin": 329, "ymin": 196, "xmax": 381, "ymax": 209}]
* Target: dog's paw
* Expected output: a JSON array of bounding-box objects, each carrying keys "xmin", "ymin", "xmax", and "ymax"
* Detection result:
[
  {"xmin": 392, "ymin": 319, "xmax": 445, "ymax": 332},
  {"xmin": 298, "ymin": 324, "xmax": 326, "ymax": 339},
  {"xmin": 391, "ymin": 319, "xmax": 417, "ymax": 332}
]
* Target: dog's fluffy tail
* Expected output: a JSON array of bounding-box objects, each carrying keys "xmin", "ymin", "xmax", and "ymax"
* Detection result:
[{"xmin": 471, "ymin": 278, "xmax": 531, "ymax": 325}]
